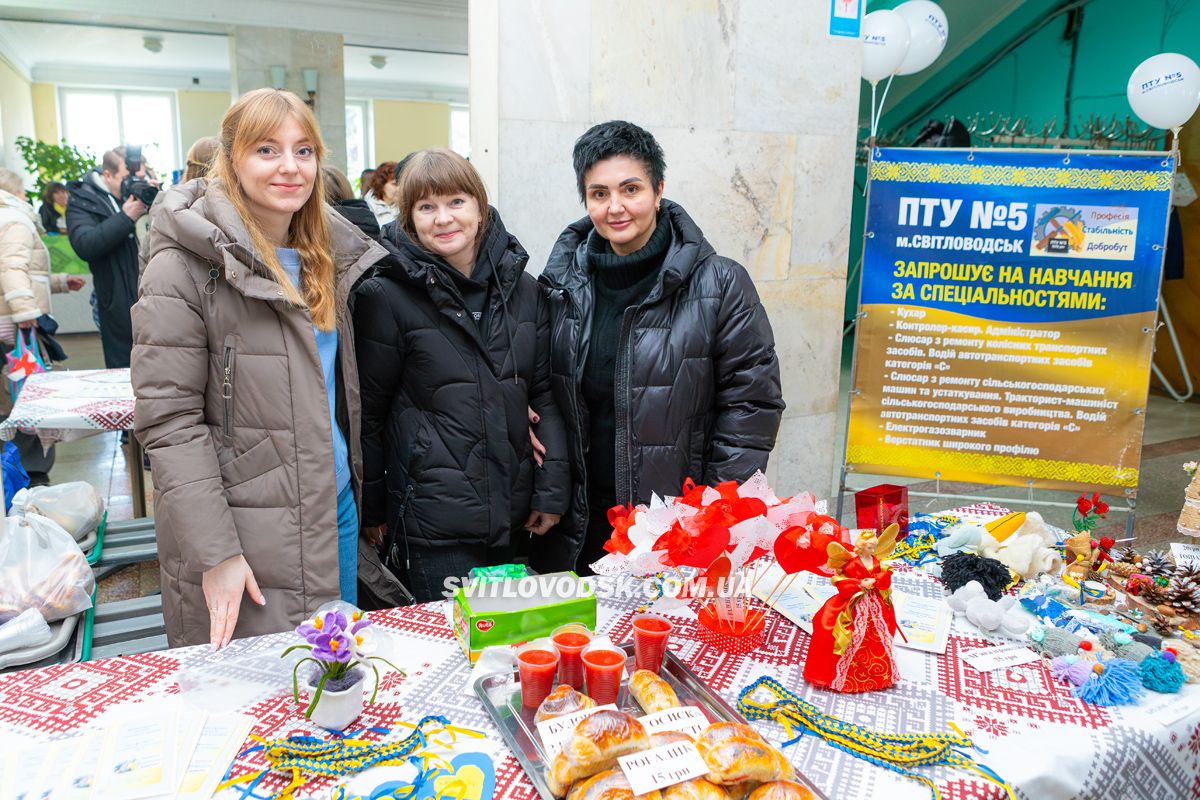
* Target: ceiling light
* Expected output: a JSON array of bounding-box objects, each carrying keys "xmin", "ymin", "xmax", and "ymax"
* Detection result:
[
  {"xmin": 370, "ymin": 55, "xmax": 387, "ymax": 70},
  {"xmin": 142, "ymin": 35, "xmax": 163, "ymax": 54}
]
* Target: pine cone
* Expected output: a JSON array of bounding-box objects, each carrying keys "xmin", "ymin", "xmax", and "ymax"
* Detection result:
[
  {"xmin": 1149, "ymin": 611, "xmax": 1175, "ymax": 635},
  {"xmin": 1109, "ymin": 561, "xmax": 1136, "ymax": 578},
  {"xmin": 1141, "ymin": 581, "xmax": 1168, "ymax": 606},
  {"xmin": 1173, "ymin": 565, "xmax": 1200, "ymax": 584},
  {"xmin": 1115, "ymin": 544, "xmax": 1138, "ymax": 565},
  {"xmin": 1141, "ymin": 550, "xmax": 1174, "ymax": 579},
  {"xmin": 1167, "ymin": 575, "xmax": 1200, "ymax": 616}
]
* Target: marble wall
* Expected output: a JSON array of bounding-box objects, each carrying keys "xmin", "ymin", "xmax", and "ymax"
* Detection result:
[
  {"xmin": 469, "ymin": 0, "xmax": 861, "ymax": 498},
  {"xmin": 229, "ymin": 27, "xmax": 347, "ymax": 172}
]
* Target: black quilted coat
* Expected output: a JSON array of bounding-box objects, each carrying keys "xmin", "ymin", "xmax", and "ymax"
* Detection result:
[
  {"xmin": 536, "ymin": 199, "xmax": 785, "ymax": 570},
  {"xmin": 352, "ymin": 210, "xmax": 570, "ymax": 564}
]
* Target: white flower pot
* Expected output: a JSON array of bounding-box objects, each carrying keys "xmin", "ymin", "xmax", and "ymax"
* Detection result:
[{"xmin": 306, "ymin": 672, "xmax": 365, "ymax": 731}]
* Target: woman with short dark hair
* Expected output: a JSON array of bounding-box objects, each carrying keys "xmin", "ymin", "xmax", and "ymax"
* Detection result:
[
  {"xmin": 353, "ymin": 148, "xmax": 569, "ymax": 601},
  {"xmin": 539, "ymin": 120, "xmax": 785, "ymax": 575},
  {"xmin": 363, "ymin": 161, "xmax": 398, "ymax": 227}
]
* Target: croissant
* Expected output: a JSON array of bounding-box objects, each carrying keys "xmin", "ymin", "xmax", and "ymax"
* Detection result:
[
  {"xmin": 565, "ymin": 769, "xmax": 664, "ymax": 800},
  {"xmin": 630, "ymin": 669, "xmax": 680, "ymax": 714},
  {"xmin": 661, "ymin": 777, "xmax": 730, "ymax": 799},
  {"xmin": 547, "ymin": 710, "xmax": 651, "ymax": 797},
  {"xmin": 695, "ymin": 723, "xmax": 794, "ymax": 786},
  {"xmin": 746, "ymin": 781, "xmax": 816, "ymax": 800},
  {"xmin": 537, "ymin": 685, "xmax": 597, "ymax": 723}
]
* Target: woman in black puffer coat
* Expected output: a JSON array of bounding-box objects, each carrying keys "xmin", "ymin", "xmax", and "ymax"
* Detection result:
[
  {"xmin": 352, "ymin": 149, "xmax": 569, "ymax": 601},
  {"xmin": 537, "ymin": 121, "xmax": 785, "ymax": 576}
]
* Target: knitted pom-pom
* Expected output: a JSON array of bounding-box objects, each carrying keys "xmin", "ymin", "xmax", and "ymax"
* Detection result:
[
  {"xmin": 1140, "ymin": 653, "xmax": 1186, "ymax": 694},
  {"xmin": 1099, "ymin": 631, "xmax": 1155, "ymax": 663},
  {"xmin": 1029, "ymin": 626, "xmax": 1083, "ymax": 658},
  {"xmin": 1073, "ymin": 659, "xmax": 1144, "ymax": 706},
  {"xmin": 1050, "ymin": 656, "xmax": 1092, "ymax": 686},
  {"xmin": 941, "ymin": 552, "xmax": 1012, "ymax": 600}
]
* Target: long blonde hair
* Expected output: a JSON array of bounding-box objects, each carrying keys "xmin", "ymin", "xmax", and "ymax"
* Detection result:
[
  {"xmin": 183, "ymin": 136, "xmax": 219, "ymax": 183},
  {"xmin": 210, "ymin": 89, "xmax": 337, "ymax": 330}
]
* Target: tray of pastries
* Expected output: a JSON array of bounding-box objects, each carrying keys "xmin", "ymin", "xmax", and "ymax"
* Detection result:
[{"xmin": 473, "ymin": 640, "xmax": 826, "ymax": 799}]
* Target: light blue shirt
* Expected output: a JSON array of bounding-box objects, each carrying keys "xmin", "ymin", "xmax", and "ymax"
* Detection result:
[{"xmin": 277, "ymin": 248, "xmax": 351, "ymax": 493}]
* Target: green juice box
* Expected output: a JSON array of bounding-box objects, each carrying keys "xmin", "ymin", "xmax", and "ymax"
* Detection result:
[{"xmin": 452, "ymin": 571, "xmax": 597, "ymax": 662}]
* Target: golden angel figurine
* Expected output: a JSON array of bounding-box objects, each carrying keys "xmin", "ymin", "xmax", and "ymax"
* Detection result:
[{"xmin": 803, "ymin": 524, "xmax": 900, "ymax": 693}]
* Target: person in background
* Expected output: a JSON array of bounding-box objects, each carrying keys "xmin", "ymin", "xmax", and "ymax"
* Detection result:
[
  {"xmin": 66, "ymin": 147, "xmax": 146, "ymax": 369},
  {"xmin": 539, "ymin": 120, "xmax": 785, "ymax": 575},
  {"xmin": 0, "ymin": 169, "xmax": 86, "ymax": 485},
  {"xmin": 363, "ymin": 162, "xmax": 398, "ymax": 227},
  {"xmin": 133, "ymin": 88, "xmax": 394, "ymax": 648},
  {"xmin": 323, "ymin": 165, "xmax": 380, "ymax": 240},
  {"xmin": 38, "ymin": 182, "xmax": 69, "ymax": 235},
  {"xmin": 182, "ymin": 136, "xmax": 220, "ymax": 184},
  {"xmin": 359, "ymin": 168, "xmax": 375, "ymax": 199},
  {"xmin": 353, "ymin": 148, "xmax": 569, "ymax": 602}
]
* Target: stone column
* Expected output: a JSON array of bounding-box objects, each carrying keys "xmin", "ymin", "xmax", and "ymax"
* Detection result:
[
  {"xmin": 229, "ymin": 27, "xmax": 347, "ymax": 172},
  {"xmin": 470, "ymin": 1, "xmax": 861, "ymax": 497}
]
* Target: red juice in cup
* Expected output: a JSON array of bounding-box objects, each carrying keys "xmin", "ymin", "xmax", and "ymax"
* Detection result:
[
  {"xmin": 551, "ymin": 624, "xmax": 592, "ymax": 691},
  {"xmin": 582, "ymin": 647, "xmax": 624, "ymax": 705},
  {"xmin": 632, "ymin": 614, "xmax": 673, "ymax": 674},
  {"xmin": 517, "ymin": 643, "xmax": 559, "ymax": 710}
]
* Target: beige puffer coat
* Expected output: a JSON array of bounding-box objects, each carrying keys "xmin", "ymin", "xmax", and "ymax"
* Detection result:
[
  {"xmin": 0, "ymin": 190, "xmax": 69, "ymax": 323},
  {"xmin": 133, "ymin": 179, "xmax": 387, "ymax": 647}
]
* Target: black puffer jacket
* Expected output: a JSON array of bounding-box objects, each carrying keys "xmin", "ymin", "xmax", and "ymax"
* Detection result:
[
  {"xmin": 538, "ymin": 199, "xmax": 784, "ymax": 569},
  {"xmin": 352, "ymin": 210, "xmax": 570, "ymax": 559},
  {"xmin": 333, "ymin": 198, "xmax": 381, "ymax": 241},
  {"xmin": 67, "ymin": 171, "xmax": 140, "ymax": 368}
]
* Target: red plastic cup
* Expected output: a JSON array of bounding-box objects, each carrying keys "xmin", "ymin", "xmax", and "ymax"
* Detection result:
[
  {"xmin": 632, "ymin": 614, "xmax": 673, "ymax": 673},
  {"xmin": 581, "ymin": 645, "xmax": 624, "ymax": 706},
  {"xmin": 517, "ymin": 641, "xmax": 559, "ymax": 710},
  {"xmin": 551, "ymin": 624, "xmax": 592, "ymax": 691}
]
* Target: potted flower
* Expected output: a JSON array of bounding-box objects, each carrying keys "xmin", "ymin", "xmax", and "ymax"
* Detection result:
[{"xmin": 282, "ymin": 608, "xmax": 403, "ymax": 731}]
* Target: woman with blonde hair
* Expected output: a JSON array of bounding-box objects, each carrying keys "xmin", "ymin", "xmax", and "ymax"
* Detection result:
[
  {"xmin": 133, "ymin": 88, "xmax": 392, "ymax": 648},
  {"xmin": 182, "ymin": 136, "xmax": 219, "ymax": 183},
  {"xmin": 353, "ymin": 148, "xmax": 569, "ymax": 601}
]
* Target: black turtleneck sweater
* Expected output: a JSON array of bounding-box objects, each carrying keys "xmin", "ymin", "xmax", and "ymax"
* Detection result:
[{"xmin": 582, "ymin": 212, "xmax": 671, "ymax": 516}]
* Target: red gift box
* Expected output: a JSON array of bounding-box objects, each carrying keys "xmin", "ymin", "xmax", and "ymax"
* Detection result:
[{"xmin": 854, "ymin": 484, "xmax": 908, "ymax": 537}]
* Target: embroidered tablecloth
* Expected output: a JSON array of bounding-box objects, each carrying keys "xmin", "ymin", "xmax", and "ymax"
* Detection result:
[
  {"xmin": 0, "ymin": 505, "xmax": 1197, "ymax": 800},
  {"xmin": 0, "ymin": 368, "xmax": 134, "ymax": 449}
]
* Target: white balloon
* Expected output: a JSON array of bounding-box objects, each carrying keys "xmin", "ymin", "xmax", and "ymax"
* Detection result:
[
  {"xmin": 1127, "ymin": 52, "xmax": 1200, "ymax": 130},
  {"xmin": 861, "ymin": 10, "xmax": 911, "ymax": 84},
  {"xmin": 895, "ymin": 0, "xmax": 949, "ymax": 76}
]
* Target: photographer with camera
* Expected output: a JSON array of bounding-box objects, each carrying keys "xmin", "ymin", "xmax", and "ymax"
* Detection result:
[{"xmin": 67, "ymin": 146, "xmax": 158, "ymax": 369}]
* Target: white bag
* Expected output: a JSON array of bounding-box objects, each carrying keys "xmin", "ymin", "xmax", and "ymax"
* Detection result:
[
  {"xmin": 0, "ymin": 513, "xmax": 94, "ymax": 623},
  {"xmin": 0, "ymin": 607, "xmax": 53, "ymax": 654},
  {"xmin": 10, "ymin": 481, "xmax": 105, "ymax": 542}
]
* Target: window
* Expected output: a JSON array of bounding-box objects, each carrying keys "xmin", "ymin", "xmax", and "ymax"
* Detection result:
[
  {"xmin": 59, "ymin": 89, "xmax": 180, "ymax": 182},
  {"xmin": 345, "ymin": 100, "xmax": 372, "ymax": 190},
  {"xmin": 450, "ymin": 106, "xmax": 470, "ymax": 158}
]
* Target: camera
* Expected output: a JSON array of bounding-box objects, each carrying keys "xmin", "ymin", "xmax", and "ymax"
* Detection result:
[{"xmin": 119, "ymin": 145, "xmax": 159, "ymax": 206}]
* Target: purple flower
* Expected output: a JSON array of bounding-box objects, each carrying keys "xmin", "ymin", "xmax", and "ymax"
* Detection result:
[{"xmin": 312, "ymin": 631, "xmax": 353, "ymax": 663}]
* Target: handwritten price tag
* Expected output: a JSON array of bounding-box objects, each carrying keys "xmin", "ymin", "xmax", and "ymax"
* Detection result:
[
  {"xmin": 638, "ymin": 706, "xmax": 710, "ymax": 738},
  {"xmin": 1171, "ymin": 543, "xmax": 1200, "ymax": 570},
  {"xmin": 618, "ymin": 741, "xmax": 708, "ymax": 795},
  {"xmin": 960, "ymin": 643, "xmax": 1039, "ymax": 672}
]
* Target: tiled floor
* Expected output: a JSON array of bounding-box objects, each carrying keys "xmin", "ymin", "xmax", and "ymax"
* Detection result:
[{"xmin": 50, "ymin": 330, "xmax": 1200, "ymax": 605}]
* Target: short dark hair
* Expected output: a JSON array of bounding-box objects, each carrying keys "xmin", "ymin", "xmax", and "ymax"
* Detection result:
[{"xmin": 572, "ymin": 120, "xmax": 665, "ymax": 201}]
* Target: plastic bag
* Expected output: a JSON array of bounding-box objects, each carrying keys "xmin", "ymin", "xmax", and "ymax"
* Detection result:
[
  {"xmin": 0, "ymin": 607, "xmax": 53, "ymax": 655},
  {"xmin": 10, "ymin": 481, "xmax": 105, "ymax": 542},
  {"xmin": 1, "ymin": 442, "xmax": 28, "ymax": 514},
  {"xmin": 0, "ymin": 513, "xmax": 94, "ymax": 623}
]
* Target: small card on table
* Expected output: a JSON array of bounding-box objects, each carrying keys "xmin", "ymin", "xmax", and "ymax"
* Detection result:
[
  {"xmin": 535, "ymin": 704, "xmax": 618, "ymax": 758},
  {"xmin": 960, "ymin": 643, "xmax": 1039, "ymax": 672},
  {"xmin": 618, "ymin": 740, "xmax": 709, "ymax": 795}
]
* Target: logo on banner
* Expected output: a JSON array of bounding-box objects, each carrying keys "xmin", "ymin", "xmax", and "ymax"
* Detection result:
[{"xmin": 1032, "ymin": 204, "xmax": 1138, "ymax": 260}]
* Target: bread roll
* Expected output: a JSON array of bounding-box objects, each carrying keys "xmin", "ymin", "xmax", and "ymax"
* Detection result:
[
  {"xmin": 662, "ymin": 777, "xmax": 730, "ymax": 799},
  {"xmin": 537, "ymin": 685, "xmax": 597, "ymax": 723},
  {"xmin": 630, "ymin": 669, "xmax": 680, "ymax": 714},
  {"xmin": 546, "ymin": 710, "xmax": 651, "ymax": 796},
  {"xmin": 695, "ymin": 723, "xmax": 794, "ymax": 786},
  {"xmin": 746, "ymin": 781, "xmax": 815, "ymax": 800},
  {"xmin": 565, "ymin": 769, "xmax": 664, "ymax": 800}
]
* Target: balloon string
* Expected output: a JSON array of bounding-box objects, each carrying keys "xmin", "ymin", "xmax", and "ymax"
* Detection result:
[
  {"xmin": 873, "ymin": 74, "xmax": 895, "ymax": 139},
  {"xmin": 870, "ymin": 81, "xmax": 879, "ymax": 139}
]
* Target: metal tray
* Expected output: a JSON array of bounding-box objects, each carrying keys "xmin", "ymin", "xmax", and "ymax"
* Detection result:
[{"xmin": 473, "ymin": 640, "xmax": 825, "ymax": 799}]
